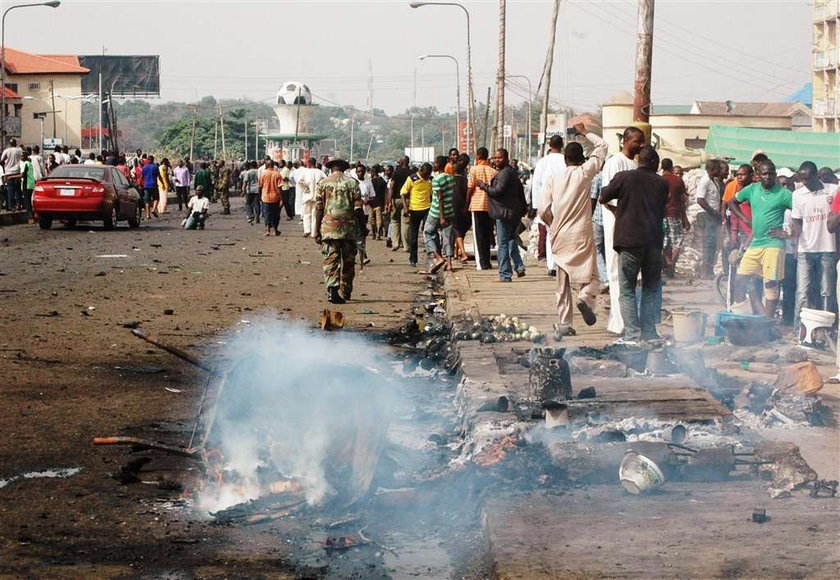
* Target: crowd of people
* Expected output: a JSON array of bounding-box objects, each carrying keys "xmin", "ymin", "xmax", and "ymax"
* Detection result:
[{"xmin": 2, "ymin": 131, "xmax": 839, "ymax": 366}]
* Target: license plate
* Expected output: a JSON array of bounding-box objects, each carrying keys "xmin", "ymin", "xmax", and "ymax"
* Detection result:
[{"xmin": 59, "ymin": 188, "xmax": 76, "ymax": 196}]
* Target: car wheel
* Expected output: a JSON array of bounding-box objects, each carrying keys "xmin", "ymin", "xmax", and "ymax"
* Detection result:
[
  {"xmin": 104, "ymin": 205, "xmax": 117, "ymax": 230},
  {"xmin": 128, "ymin": 205, "xmax": 141, "ymax": 228},
  {"xmin": 38, "ymin": 216, "xmax": 53, "ymax": 230}
]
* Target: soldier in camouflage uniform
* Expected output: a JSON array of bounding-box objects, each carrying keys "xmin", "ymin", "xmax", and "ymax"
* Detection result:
[
  {"xmin": 315, "ymin": 158, "xmax": 364, "ymax": 304},
  {"xmin": 215, "ymin": 161, "xmax": 232, "ymax": 214}
]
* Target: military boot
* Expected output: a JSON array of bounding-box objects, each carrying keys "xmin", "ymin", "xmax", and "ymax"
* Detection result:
[{"xmin": 328, "ymin": 287, "xmax": 345, "ymax": 304}]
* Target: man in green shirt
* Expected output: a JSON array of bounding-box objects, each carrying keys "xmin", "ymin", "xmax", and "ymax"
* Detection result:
[
  {"xmin": 730, "ymin": 160, "xmax": 793, "ymax": 317},
  {"xmin": 425, "ymin": 156, "xmax": 456, "ymax": 273},
  {"xmin": 194, "ymin": 162, "xmax": 213, "ymax": 199}
]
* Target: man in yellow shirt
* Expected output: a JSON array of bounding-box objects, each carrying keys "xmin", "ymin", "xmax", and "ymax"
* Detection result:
[{"xmin": 401, "ymin": 162, "xmax": 433, "ymax": 268}]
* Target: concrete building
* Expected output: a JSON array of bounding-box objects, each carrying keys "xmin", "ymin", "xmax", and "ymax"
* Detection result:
[
  {"xmin": 602, "ymin": 91, "xmax": 812, "ymax": 155},
  {"xmin": 813, "ymin": 0, "xmax": 839, "ymax": 132},
  {"xmin": 1, "ymin": 47, "xmax": 89, "ymax": 147}
]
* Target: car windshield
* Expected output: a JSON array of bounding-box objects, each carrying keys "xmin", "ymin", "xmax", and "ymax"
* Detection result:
[{"xmin": 48, "ymin": 166, "xmax": 109, "ymax": 181}]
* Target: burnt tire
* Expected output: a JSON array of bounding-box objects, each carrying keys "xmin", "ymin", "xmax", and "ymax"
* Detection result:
[
  {"xmin": 38, "ymin": 216, "xmax": 53, "ymax": 230},
  {"xmin": 103, "ymin": 205, "xmax": 117, "ymax": 230},
  {"xmin": 128, "ymin": 205, "xmax": 141, "ymax": 228}
]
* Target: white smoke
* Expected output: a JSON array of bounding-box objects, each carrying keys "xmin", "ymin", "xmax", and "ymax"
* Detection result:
[{"xmin": 196, "ymin": 319, "xmax": 396, "ymax": 512}]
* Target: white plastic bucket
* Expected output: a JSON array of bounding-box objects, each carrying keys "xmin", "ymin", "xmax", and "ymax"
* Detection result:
[
  {"xmin": 619, "ymin": 450, "xmax": 666, "ymax": 495},
  {"xmin": 672, "ymin": 310, "xmax": 707, "ymax": 343}
]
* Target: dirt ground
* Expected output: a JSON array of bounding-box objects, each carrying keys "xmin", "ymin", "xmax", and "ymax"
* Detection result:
[{"xmin": 0, "ymin": 200, "xmax": 452, "ymax": 578}]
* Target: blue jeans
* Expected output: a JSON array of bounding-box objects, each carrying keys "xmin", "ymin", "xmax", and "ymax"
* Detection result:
[
  {"xmin": 423, "ymin": 217, "xmax": 454, "ymax": 257},
  {"xmin": 496, "ymin": 217, "xmax": 524, "ymax": 281},
  {"xmin": 795, "ymin": 252, "xmax": 838, "ymax": 325},
  {"xmin": 593, "ymin": 220, "xmax": 608, "ymax": 285},
  {"xmin": 244, "ymin": 193, "xmax": 260, "ymax": 222},
  {"xmin": 184, "ymin": 211, "xmax": 206, "ymax": 229},
  {"xmin": 617, "ymin": 246, "xmax": 663, "ymax": 340},
  {"xmin": 5, "ymin": 177, "xmax": 21, "ymax": 210}
]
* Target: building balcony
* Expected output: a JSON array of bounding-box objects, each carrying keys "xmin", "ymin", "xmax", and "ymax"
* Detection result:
[
  {"xmin": 815, "ymin": 98, "xmax": 837, "ymax": 118},
  {"xmin": 0, "ymin": 115, "xmax": 21, "ymax": 137},
  {"xmin": 815, "ymin": 0, "xmax": 840, "ymax": 21}
]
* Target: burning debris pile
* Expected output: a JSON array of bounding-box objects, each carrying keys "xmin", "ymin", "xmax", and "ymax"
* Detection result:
[{"xmin": 195, "ymin": 322, "xmax": 397, "ymax": 514}]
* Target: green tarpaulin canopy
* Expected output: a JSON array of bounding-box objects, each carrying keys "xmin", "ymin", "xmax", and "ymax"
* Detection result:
[{"xmin": 704, "ymin": 125, "xmax": 840, "ymax": 170}]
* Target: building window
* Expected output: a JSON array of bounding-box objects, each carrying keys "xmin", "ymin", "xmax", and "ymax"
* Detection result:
[
  {"xmin": 28, "ymin": 82, "xmax": 40, "ymax": 91},
  {"xmin": 6, "ymin": 83, "xmax": 18, "ymax": 94}
]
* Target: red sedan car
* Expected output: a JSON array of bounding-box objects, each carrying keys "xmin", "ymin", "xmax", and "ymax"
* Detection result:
[{"xmin": 32, "ymin": 164, "xmax": 142, "ymax": 230}]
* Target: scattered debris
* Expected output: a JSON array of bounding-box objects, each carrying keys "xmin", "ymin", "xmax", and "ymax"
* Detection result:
[
  {"xmin": 0, "ymin": 467, "xmax": 83, "ymax": 489},
  {"xmin": 164, "ymin": 309, "xmax": 175, "ymax": 315},
  {"xmin": 753, "ymin": 442, "xmax": 818, "ymax": 498},
  {"xmin": 751, "ymin": 508, "xmax": 767, "ymax": 523},
  {"xmin": 452, "ymin": 313, "xmax": 545, "ymax": 343},
  {"xmin": 774, "ymin": 361, "xmax": 824, "ymax": 394},
  {"xmin": 320, "ymin": 309, "xmax": 345, "ymax": 331}
]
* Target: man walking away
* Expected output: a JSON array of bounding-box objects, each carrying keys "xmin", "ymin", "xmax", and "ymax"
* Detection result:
[
  {"xmin": 426, "ymin": 156, "xmax": 456, "ymax": 273},
  {"xmin": 729, "ymin": 161, "xmax": 793, "ymax": 318},
  {"xmin": 601, "ymin": 127, "xmax": 645, "ymax": 336},
  {"xmin": 194, "ymin": 162, "xmax": 213, "ymax": 203},
  {"xmin": 216, "ymin": 161, "xmax": 232, "ymax": 214},
  {"xmin": 279, "ymin": 160, "xmax": 294, "ymax": 220},
  {"xmin": 174, "ymin": 159, "xmax": 191, "ymax": 211},
  {"xmin": 141, "ymin": 155, "xmax": 160, "ymax": 219},
  {"xmin": 467, "ymin": 147, "xmax": 497, "ymax": 270},
  {"xmin": 387, "ymin": 156, "xmax": 412, "ymax": 252},
  {"xmin": 315, "ymin": 158, "xmax": 364, "ymax": 304},
  {"xmin": 661, "ymin": 158, "xmax": 690, "ymax": 277},
  {"xmin": 539, "ymin": 124, "xmax": 607, "ymax": 337},
  {"xmin": 356, "ymin": 164, "xmax": 375, "ymax": 266},
  {"xmin": 241, "ymin": 161, "xmax": 261, "ymax": 224},
  {"xmin": 476, "ymin": 148, "xmax": 527, "ymax": 282},
  {"xmin": 531, "ymin": 134, "xmax": 566, "ymax": 275},
  {"xmin": 826, "ymin": 194, "xmax": 840, "ymax": 381},
  {"xmin": 297, "ymin": 158, "xmax": 326, "ymax": 237},
  {"xmin": 401, "ymin": 162, "xmax": 433, "ymax": 268},
  {"xmin": 452, "ymin": 154, "xmax": 472, "ymax": 264},
  {"xmin": 695, "ymin": 159, "xmax": 723, "ymax": 278},
  {"xmin": 1, "ymin": 138, "xmax": 23, "ymax": 211},
  {"xmin": 790, "ymin": 161, "xmax": 837, "ymax": 332},
  {"xmin": 369, "ymin": 164, "xmax": 387, "ymax": 240},
  {"xmin": 600, "ymin": 146, "xmax": 668, "ymax": 343},
  {"xmin": 259, "ymin": 160, "xmax": 283, "ymax": 236}
]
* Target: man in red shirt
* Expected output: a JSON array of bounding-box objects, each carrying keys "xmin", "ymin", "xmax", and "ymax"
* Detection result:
[{"xmin": 660, "ymin": 158, "xmax": 689, "ymax": 277}]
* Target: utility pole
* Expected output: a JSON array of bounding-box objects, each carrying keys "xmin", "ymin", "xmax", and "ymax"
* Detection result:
[
  {"xmin": 481, "ymin": 87, "xmax": 491, "ymax": 148},
  {"xmin": 213, "ymin": 117, "xmax": 218, "ymax": 159},
  {"xmin": 49, "ymin": 80, "xmax": 57, "ymax": 138},
  {"xmin": 493, "ymin": 0, "xmax": 506, "ymax": 150},
  {"xmin": 366, "ymin": 59, "xmax": 374, "ymax": 112},
  {"xmin": 189, "ymin": 105, "xmax": 197, "ymax": 161},
  {"xmin": 633, "ymin": 0, "xmax": 655, "ymax": 123},
  {"xmin": 413, "ymin": 67, "xmax": 418, "ymax": 109},
  {"xmin": 539, "ymin": 0, "xmax": 561, "ymax": 157},
  {"xmin": 218, "ymin": 104, "xmax": 226, "ymax": 159}
]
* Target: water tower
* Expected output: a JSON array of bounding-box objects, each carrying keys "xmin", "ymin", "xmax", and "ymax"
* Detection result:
[{"xmin": 261, "ymin": 81, "xmax": 327, "ymax": 162}]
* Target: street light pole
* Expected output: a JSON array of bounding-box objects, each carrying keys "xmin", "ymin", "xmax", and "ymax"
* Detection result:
[
  {"xmin": 507, "ymin": 74, "xmax": 532, "ymax": 163},
  {"xmin": 410, "ymin": 1, "xmax": 474, "ymax": 156},
  {"xmin": 419, "ymin": 54, "xmax": 460, "ymax": 154},
  {"xmin": 1, "ymin": 0, "xmax": 60, "ymax": 143}
]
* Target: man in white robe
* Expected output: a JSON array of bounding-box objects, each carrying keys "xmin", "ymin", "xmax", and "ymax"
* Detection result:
[{"xmin": 538, "ymin": 124, "xmax": 608, "ymax": 336}]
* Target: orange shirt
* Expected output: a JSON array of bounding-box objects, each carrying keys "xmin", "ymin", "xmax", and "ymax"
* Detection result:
[
  {"xmin": 444, "ymin": 162, "xmax": 456, "ymax": 175},
  {"xmin": 259, "ymin": 168, "xmax": 282, "ymax": 203},
  {"xmin": 467, "ymin": 160, "xmax": 497, "ymax": 212}
]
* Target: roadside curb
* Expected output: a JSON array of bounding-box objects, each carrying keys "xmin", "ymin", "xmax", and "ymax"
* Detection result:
[{"xmin": 0, "ymin": 211, "xmax": 28, "ymax": 227}]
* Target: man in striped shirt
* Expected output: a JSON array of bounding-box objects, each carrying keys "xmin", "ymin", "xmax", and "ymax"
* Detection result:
[
  {"xmin": 425, "ymin": 156, "xmax": 457, "ymax": 273},
  {"xmin": 467, "ymin": 147, "xmax": 497, "ymax": 270}
]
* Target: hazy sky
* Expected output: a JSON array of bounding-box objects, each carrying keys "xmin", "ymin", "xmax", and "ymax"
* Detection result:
[{"xmin": 7, "ymin": 0, "xmax": 813, "ymax": 113}]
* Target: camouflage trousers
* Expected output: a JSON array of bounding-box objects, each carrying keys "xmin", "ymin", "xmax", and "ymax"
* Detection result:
[
  {"xmin": 216, "ymin": 187, "xmax": 230, "ymax": 212},
  {"xmin": 322, "ymin": 239, "xmax": 357, "ymax": 294}
]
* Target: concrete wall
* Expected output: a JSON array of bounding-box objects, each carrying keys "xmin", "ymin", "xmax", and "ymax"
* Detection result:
[
  {"xmin": 8, "ymin": 74, "xmax": 83, "ymax": 148},
  {"xmin": 603, "ymin": 103, "xmax": 794, "ymax": 153}
]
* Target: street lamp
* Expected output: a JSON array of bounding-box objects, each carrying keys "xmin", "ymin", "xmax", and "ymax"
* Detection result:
[
  {"xmin": 419, "ymin": 54, "xmax": 461, "ymax": 152},
  {"xmin": 410, "ymin": 1, "xmax": 474, "ymax": 155},
  {"xmin": 1, "ymin": 1, "xmax": 61, "ymax": 143},
  {"xmin": 506, "ymin": 74, "xmax": 533, "ymax": 164}
]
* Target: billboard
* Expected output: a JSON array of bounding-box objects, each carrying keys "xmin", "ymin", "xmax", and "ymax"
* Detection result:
[
  {"xmin": 78, "ymin": 55, "xmax": 160, "ymax": 97},
  {"xmin": 405, "ymin": 147, "xmax": 435, "ymax": 163}
]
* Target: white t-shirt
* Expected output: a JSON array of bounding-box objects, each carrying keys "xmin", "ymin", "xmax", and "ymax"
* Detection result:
[
  {"xmin": 601, "ymin": 153, "xmax": 637, "ymax": 206},
  {"xmin": 358, "ymin": 178, "xmax": 375, "ymax": 216},
  {"xmin": 792, "ymin": 183, "xmax": 837, "ymax": 253},
  {"xmin": 188, "ymin": 196, "xmax": 210, "ymax": 214},
  {"xmin": 696, "ymin": 173, "xmax": 721, "ymax": 213}
]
